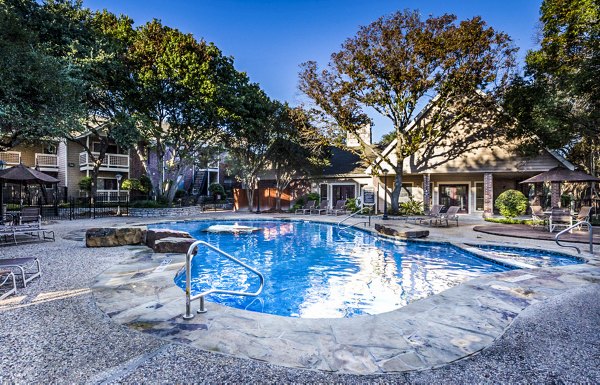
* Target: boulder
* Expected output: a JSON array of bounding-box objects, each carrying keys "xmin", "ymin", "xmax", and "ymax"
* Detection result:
[
  {"xmin": 86, "ymin": 227, "xmax": 144, "ymax": 247},
  {"xmin": 146, "ymin": 229, "xmax": 193, "ymax": 249},
  {"xmin": 153, "ymin": 237, "xmax": 196, "ymax": 254},
  {"xmin": 375, "ymin": 223, "xmax": 429, "ymax": 239}
]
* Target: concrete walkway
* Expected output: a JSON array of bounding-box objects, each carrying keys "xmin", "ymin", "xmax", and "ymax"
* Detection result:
[{"xmin": 0, "ymin": 213, "xmax": 598, "ymax": 383}]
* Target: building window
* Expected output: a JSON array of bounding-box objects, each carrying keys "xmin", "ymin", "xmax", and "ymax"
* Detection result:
[
  {"xmin": 101, "ymin": 179, "xmax": 118, "ymax": 190},
  {"xmin": 332, "ymin": 184, "xmax": 355, "ymax": 202},
  {"xmin": 475, "ymin": 182, "xmax": 484, "ymax": 211}
]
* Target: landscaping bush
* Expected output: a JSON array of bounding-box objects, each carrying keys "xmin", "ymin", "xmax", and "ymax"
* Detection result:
[
  {"xmin": 121, "ymin": 178, "xmax": 142, "ymax": 191},
  {"xmin": 484, "ymin": 217, "xmax": 543, "ymax": 225},
  {"xmin": 495, "ymin": 190, "xmax": 528, "ymax": 219},
  {"xmin": 290, "ymin": 193, "xmax": 320, "ymax": 212},
  {"xmin": 78, "ymin": 176, "xmax": 92, "ymax": 192},
  {"xmin": 139, "ymin": 175, "xmax": 153, "ymax": 193},
  {"xmin": 399, "ymin": 199, "xmax": 424, "ymax": 216},
  {"xmin": 208, "ymin": 183, "xmax": 225, "ymax": 197},
  {"xmin": 130, "ymin": 200, "xmax": 169, "ymax": 208}
]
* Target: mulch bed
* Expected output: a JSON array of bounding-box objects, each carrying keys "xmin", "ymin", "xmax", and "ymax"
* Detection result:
[{"xmin": 473, "ymin": 224, "xmax": 600, "ymax": 244}]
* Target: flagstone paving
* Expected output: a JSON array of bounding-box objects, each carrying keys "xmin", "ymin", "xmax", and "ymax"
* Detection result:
[
  {"xmin": 1, "ymin": 213, "xmax": 598, "ymax": 383},
  {"xmin": 91, "ymin": 214, "xmax": 600, "ymax": 375}
]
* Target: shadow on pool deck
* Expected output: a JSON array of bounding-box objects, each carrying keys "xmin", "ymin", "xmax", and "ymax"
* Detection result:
[{"xmin": 474, "ymin": 224, "xmax": 600, "ymax": 245}]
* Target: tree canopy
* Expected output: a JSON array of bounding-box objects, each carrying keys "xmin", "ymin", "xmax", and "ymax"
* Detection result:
[
  {"xmin": 503, "ymin": 0, "xmax": 599, "ymax": 175},
  {"xmin": 300, "ymin": 10, "xmax": 516, "ymax": 211}
]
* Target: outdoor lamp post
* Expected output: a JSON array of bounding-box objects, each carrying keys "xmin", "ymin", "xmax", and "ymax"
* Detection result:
[
  {"xmin": 115, "ymin": 173, "xmax": 122, "ymax": 216},
  {"xmin": 256, "ymin": 177, "xmax": 261, "ymax": 214},
  {"xmin": 382, "ymin": 169, "xmax": 389, "ymax": 220},
  {"xmin": 0, "ymin": 161, "xmax": 5, "ymax": 218}
]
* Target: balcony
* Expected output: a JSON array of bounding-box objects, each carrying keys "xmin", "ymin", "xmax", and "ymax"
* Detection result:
[
  {"xmin": 0, "ymin": 151, "xmax": 21, "ymax": 166},
  {"xmin": 35, "ymin": 153, "xmax": 59, "ymax": 172},
  {"xmin": 79, "ymin": 152, "xmax": 129, "ymax": 172}
]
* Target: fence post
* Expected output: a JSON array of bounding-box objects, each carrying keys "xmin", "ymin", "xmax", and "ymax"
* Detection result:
[{"xmin": 91, "ymin": 196, "xmax": 95, "ymax": 219}]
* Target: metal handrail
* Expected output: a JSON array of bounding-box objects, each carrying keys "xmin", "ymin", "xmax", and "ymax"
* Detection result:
[
  {"xmin": 554, "ymin": 221, "xmax": 594, "ymax": 255},
  {"xmin": 182, "ymin": 240, "xmax": 265, "ymax": 320},
  {"xmin": 337, "ymin": 207, "xmax": 371, "ymax": 231}
]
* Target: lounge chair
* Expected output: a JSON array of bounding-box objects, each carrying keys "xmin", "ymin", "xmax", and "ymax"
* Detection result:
[
  {"xmin": 573, "ymin": 206, "xmax": 592, "ymax": 230},
  {"xmin": 0, "ymin": 270, "xmax": 17, "ymax": 300},
  {"xmin": 0, "ymin": 257, "xmax": 41, "ymax": 288},
  {"xmin": 328, "ymin": 200, "xmax": 348, "ymax": 216},
  {"xmin": 417, "ymin": 204, "xmax": 443, "ymax": 224},
  {"xmin": 295, "ymin": 200, "xmax": 316, "ymax": 215},
  {"xmin": 549, "ymin": 208, "xmax": 572, "ymax": 233},
  {"xmin": 429, "ymin": 206, "xmax": 460, "ymax": 227},
  {"xmin": 19, "ymin": 207, "xmax": 41, "ymax": 227},
  {"xmin": 530, "ymin": 205, "xmax": 549, "ymax": 230},
  {"xmin": 310, "ymin": 200, "xmax": 329, "ymax": 215}
]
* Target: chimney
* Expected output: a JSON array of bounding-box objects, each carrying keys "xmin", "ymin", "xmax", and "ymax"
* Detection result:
[{"xmin": 346, "ymin": 124, "xmax": 372, "ymax": 148}]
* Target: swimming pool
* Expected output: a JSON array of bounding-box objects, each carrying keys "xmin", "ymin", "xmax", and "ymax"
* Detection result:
[
  {"xmin": 150, "ymin": 219, "xmax": 515, "ymax": 318},
  {"xmin": 471, "ymin": 244, "xmax": 583, "ymax": 268}
]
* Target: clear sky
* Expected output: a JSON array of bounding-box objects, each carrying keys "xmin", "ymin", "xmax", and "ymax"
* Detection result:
[{"xmin": 83, "ymin": 0, "xmax": 542, "ymax": 141}]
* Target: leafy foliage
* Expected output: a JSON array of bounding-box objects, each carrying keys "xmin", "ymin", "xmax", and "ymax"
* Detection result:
[
  {"xmin": 399, "ymin": 199, "xmax": 424, "ymax": 216},
  {"xmin": 300, "ymin": 10, "xmax": 516, "ymax": 211},
  {"xmin": 78, "ymin": 177, "xmax": 92, "ymax": 192},
  {"xmin": 495, "ymin": 190, "xmax": 528, "ymax": 219},
  {"xmin": 503, "ymin": 0, "xmax": 599, "ymax": 174},
  {"xmin": 208, "ymin": 183, "xmax": 225, "ymax": 197}
]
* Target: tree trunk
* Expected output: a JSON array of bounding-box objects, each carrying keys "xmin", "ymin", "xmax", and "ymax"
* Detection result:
[
  {"xmin": 166, "ymin": 165, "xmax": 189, "ymax": 204},
  {"xmin": 390, "ymin": 158, "xmax": 405, "ymax": 213},
  {"xmin": 154, "ymin": 145, "xmax": 164, "ymax": 199},
  {"xmin": 245, "ymin": 186, "xmax": 255, "ymax": 212},
  {"xmin": 275, "ymin": 187, "xmax": 282, "ymax": 211}
]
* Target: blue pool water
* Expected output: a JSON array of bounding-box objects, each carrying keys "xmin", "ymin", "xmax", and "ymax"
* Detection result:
[
  {"xmin": 472, "ymin": 245, "xmax": 583, "ymax": 268},
  {"xmin": 152, "ymin": 219, "xmax": 514, "ymax": 318}
]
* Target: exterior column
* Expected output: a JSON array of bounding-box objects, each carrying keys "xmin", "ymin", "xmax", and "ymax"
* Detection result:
[
  {"xmin": 483, "ymin": 173, "xmax": 494, "ymax": 218},
  {"xmin": 551, "ymin": 182, "xmax": 561, "ymax": 208},
  {"xmin": 422, "ymin": 174, "xmax": 431, "ymax": 214}
]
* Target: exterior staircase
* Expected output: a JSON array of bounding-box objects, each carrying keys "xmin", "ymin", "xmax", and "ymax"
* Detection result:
[{"xmin": 192, "ymin": 170, "xmax": 208, "ymax": 203}]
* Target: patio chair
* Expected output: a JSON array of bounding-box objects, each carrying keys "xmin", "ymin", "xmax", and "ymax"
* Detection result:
[
  {"xmin": 417, "ymin": 204, "xmax": 443, "ymax": 224},
  {"xmin": 530, "ymin": 205, "xmax": 549, "ymax": 230},
  {"xmin": 429, "ymin": 206, "xmax": 460, "ymax": 227},
  {"xmin": 295, "ymin": 200, "xmax": 316, "ymax": 215},
  {"xmin": 0, "ymin": 257, "xmax": 41, "ymax": 288},
  {"xmin": 328, "ymin": 200, "xmax": 348, "ymax": 216},
  {"xmin": 0, "ymin": 270, "xmax": 17, "ymax": 300},
  {"xmin": 573, "ymin": 206, "xmax": 592, "ymax": 230},
  {"xmin": 19, "ymin": 207, "xmax": 41, "ymax": 228},
  {"xmin": 310, "ymin": 200, "xmax": 329, "ymax": 215},
  {"xmin": 549, "ymin": 208, "xmax": 572, "ymax": 233}
]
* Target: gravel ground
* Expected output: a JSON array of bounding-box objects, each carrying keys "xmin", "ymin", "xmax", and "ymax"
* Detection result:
[{"xmin": 0, "ymin": 218, "xmax": 598, "ymax": 384}]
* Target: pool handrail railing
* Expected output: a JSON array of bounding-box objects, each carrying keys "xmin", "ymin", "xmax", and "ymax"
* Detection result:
[
  {"xmin": 554, "ymin": 220, "xmax": 593, "ymax": 255},
  {"xmin": 182, "ymin": 240, "xmax": 265, "ymax": 320}
]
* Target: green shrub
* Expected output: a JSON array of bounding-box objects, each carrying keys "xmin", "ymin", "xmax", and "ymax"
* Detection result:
[
  {"xmin": 346, "ymin": 197, "xmax": 360, "ymax": 213},
  {"xmin": 208, "ymin": 183, "xmax": 225, "ymax": 197},
  {"xmin": 121, "ymin": 178, "xmax": 141, "ymax": 191},
  {"xmin": 78, "ymin": 176, "xmax": 92, "ymax": 192},
  {"xmin": 399, "ymin": 199, "xmax": 424, "ymax": 216},
  {"xmin": 484, "ymin": 217, "xmax": 543, "ymax": 225},
  {"xmin": 130, "ymin": 200, "xmax": 168, "ymax": 208},
  {"xmin": 495, "ymin": 190, "xmax": 528, "ymax": 219},
  {"xmin": 305, "ymin": 192, "xmax": 320, "ymax": 203},
  {"xmin": 139, "ymin": 175, "xmax": 153, "ymax": 193}
]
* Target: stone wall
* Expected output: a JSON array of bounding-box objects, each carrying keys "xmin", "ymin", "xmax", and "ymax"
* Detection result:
[{"xmin": 129, "ymin": 204, "xmax": 233, "ymax": 217}]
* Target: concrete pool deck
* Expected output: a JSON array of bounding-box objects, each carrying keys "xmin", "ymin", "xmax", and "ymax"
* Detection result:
[{"xmin": 1, "ymin": 212, "xmax": 599, "ymax": 383}]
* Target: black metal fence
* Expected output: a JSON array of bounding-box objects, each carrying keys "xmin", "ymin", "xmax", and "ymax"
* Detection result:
[{"xmin": 4, "ymin": 193, "xmax": 129, "ymax": 221}]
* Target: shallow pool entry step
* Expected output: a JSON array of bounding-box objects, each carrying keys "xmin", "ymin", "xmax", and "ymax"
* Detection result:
[{"xmin": 91, "ymin": 245, "xmax": 600, "ymax": 375}]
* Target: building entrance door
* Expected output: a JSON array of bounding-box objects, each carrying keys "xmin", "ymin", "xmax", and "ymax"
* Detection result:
[{"xmin": 439, "ymin": 184, "xmax": 469, "ymax": 213}]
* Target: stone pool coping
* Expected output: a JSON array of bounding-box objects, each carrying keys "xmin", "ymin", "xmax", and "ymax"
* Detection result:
[{"xmin": 92, "ymin": 215, "xmax": 600, "ymax": 375}]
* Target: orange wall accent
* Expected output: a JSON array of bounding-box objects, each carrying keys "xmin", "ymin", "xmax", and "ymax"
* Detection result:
[{"xmin": 233, "ymin": 188, "xmax": 291, "ymax": 211}]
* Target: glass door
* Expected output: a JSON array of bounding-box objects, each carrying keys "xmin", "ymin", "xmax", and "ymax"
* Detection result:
[
  {"xmin": 439, "ymin": 184, "xmax": 469, "ymax": 213},
  {"xmin": 332, "ymin": 184, "xmax": 355, "ymax": 202}
]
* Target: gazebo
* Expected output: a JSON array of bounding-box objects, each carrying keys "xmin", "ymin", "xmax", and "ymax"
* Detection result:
[
  {"xmin": 0, "ymin": 163, "xmax": 60, "ymax": 216},
  {"xmin": 520, "ymin": 166, "xmax": 600, "ymax": 211}
]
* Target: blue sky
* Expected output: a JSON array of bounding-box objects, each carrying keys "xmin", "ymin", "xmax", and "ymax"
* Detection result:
[{"xmin": 84, "ymin": 0, "xmax": 542, "ymax": 140}]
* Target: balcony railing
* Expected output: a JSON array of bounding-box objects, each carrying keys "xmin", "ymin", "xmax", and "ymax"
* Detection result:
[
  {"xmin": 78, "ymin": 190, "xmax": 129, "ymax": 202},
  {"xmin": 79, "ymin": 152, "xmax": 129, "ymax": 171},
  {"xmin": 35, "ymin": 153, "xmax": 59, "ymax": 170},
  {"xmin": 0, "ymin": 151, "xmax": 21, "ymax": 166}
]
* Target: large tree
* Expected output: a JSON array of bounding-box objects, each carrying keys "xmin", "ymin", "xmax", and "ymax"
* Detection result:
[
  {"xmin": 503, "ymin": 0, "xmax": 599, "ymax": 175},
  {"xmin": 267, "ymin": 106, "xmax": 329, "ymax": 211},
  {"xmin": 0, "ymin": 0, "xmax": 83, "ymax": 151},
  {"xmin": 300, "ymin": 10, "xmax": 516, "ymax": 211},
  {"xmin": 129, "ymin": 20, "xmax": 235, "ymax": 202}
]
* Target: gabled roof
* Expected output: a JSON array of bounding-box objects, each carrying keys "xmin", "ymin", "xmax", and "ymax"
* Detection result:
[{"xmin": 319, "ymin": 147, "xmax": 369, "ymax": 177}]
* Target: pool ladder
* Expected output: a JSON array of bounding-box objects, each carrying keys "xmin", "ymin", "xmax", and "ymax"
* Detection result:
[
  {"xmin": 554, "ymin": 221, "xmax": 594, "ymax": 255},
  {"xmin": 337, "ymin": 208, "xmax": 371, "ymax": 232},
  {"xmin": 182, "ymin": 240, "xmax": 265, "ymax": 320}
]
